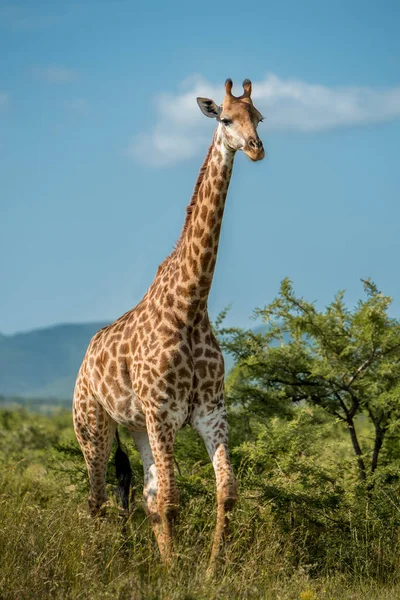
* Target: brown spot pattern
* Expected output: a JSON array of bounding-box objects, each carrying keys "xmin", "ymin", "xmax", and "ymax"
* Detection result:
[{"xmin": 72, "ymin": 88, "xmax": 265, "ymax": 564}]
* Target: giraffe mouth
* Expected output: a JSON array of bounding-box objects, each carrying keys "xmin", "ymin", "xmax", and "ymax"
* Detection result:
[{"xmin": 244, "ymin": 147, "xmax": 265, "ymax": 162}]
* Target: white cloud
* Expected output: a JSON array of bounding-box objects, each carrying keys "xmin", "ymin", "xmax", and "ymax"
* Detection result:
[
  {"xmin": 0, "ymin": 92, "xmax": 10, "ymax": 110},
  {"xmin": 128, "ymin": 74, "xmax": 400, "ymax": 167},
  {"xmin": 31, "ymin": 66, "xmax": 80, "ymax": 84}
]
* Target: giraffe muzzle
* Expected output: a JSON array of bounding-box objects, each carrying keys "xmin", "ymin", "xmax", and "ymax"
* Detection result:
[{"xmin": 244, "ymin": 137, "xmax": 265, "ymax": 162}]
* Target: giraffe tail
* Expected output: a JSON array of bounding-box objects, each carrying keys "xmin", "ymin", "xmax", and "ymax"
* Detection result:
[{"xmin": 114, "ymin": 429, "xmax": 132, "ymax": 512}]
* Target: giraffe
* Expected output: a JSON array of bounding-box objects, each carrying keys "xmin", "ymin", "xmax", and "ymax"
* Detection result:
[{"xmin": 73, "ymin": 78, "xmax": 265, "ymax": 567}]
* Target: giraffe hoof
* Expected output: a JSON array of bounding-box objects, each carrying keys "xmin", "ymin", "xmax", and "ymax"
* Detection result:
[
  {"xmin": 95, "ymin": 500, "xmax": 119, "ymax": 519},
  {"xmin": 205, "ymin": 561, "xmax": 217, "ymax": 580}
]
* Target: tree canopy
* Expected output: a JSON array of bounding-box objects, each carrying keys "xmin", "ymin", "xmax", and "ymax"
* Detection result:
[{"xmin": 218, "ymin": 279, "xmax": 400, "ymax": 484}]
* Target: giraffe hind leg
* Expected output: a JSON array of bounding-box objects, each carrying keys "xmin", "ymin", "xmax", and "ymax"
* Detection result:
[{"xmin": 73, "ymin": 392, "xmax": 117, "ymax": 516}]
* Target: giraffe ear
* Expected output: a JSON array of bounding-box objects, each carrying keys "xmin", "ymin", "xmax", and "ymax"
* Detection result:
[{"xmin": 197, "ymin": 97, "xmax": 221, "ymax": 119}]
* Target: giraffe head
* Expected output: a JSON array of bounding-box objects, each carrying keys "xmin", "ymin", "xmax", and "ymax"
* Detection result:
[{"xmin": 197, "ymin": 78, "xmax": 265, "ymax": 162}]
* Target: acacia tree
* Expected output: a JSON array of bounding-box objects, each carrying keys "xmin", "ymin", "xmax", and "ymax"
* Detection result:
[{"xmin": 219, "ymin": 279, "xmax": 400, "ymax": 483}]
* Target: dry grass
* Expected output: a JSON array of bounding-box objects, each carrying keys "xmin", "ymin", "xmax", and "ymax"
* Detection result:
[{"xmin": 1, "ymin": 462, "xmax": 400, "ymax": 600}]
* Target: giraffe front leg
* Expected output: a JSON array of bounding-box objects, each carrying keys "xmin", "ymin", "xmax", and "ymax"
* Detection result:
[
  {"xmin": 192, "ymin": 403, "xmax": 237, "ymax": 572},
  {"xmin": 145, "ymin": 411, "xmax": 179, "ymax": 562},
  {"xmin": 73, "ymin": 393, "xmax": 117, "ymax": 516}
]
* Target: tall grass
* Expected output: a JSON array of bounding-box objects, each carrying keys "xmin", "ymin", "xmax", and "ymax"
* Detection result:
[
  {"xmin": 1, "ymin": 408, "xmax": 400, "ymax": 599},
  {"xmin": 1, "ymin": 464, "xmax": 400, "ymax": 599}
]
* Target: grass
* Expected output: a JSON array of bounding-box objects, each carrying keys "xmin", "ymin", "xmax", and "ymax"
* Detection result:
[
  {"xmin": 1, "ymin": 408, "xmax": 400, "ymax": 599},
  {"xmin": 1, "ymin": 465, "xmax": 400, "ymax": 600}
]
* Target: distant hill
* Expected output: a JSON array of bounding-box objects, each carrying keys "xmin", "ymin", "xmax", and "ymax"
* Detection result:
[{"xmin": 0, "ymin": 322, "xmax": 108, "ymax": 399}]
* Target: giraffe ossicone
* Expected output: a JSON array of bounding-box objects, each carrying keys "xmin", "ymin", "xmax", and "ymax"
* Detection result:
[{"xmin": 73, "ymin": 78, "xmax": 265, "ymax": 567}]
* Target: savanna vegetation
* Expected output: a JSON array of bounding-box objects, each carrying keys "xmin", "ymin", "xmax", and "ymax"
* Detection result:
[{"xmin": 2, "ymin": 280, "xmax": 400, "ymax": 599}]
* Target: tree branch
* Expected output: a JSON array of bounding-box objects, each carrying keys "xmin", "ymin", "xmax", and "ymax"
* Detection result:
[
  {"xmin": 332, "ymin": 390, "xmax": 350, "ymax": 418},
  {"xmin": 289, "ymin": 297, "xmax": 335, "ymax": 357},
  {"xmin": 346, "ymin": 417, "xmax": 367, "ymax": 482},
  {"xmin": 346, "ymin": 354, "xmax": 376, "ymax": 389},
  {"xmin": 346, "ymin": 389, "xmax": 360, "ymax": 420},
  {"xmin": 371, "ymin": 425, "xmax": 385, "ymax": 475},
  {"xmin": 346, "ymin": 343, "xmax": 400, "ymax": 389},
  {"xmin": 332, "ymin": 410, "xmax": 347, "ymax": 423}
]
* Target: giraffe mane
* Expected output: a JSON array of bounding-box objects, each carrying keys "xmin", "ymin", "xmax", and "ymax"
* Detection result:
[
  {"xmin": 152, "ymin": 141, "xmax": 214, "ymax": 275},
  {"xmin": 173, "ymin": 140, "xmax": 214, "ymax": 255},
  {"xmin": 183, "ymin": 143, "xmax": 213, "ymax": 232}
]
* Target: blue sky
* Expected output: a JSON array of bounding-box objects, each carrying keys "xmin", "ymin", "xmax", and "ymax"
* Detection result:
[{"xmin": 1, "ymin": 0, "xmax": 400, "ymax": 335}]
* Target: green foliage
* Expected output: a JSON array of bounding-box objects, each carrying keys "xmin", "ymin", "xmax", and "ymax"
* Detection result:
[
  {"xmin": 232, "ymin": 405, "xmax": 400, "ymax": 578},
  {"xmin": 219, "ymin": 279, "xmax": 400, "ymax": 483}
]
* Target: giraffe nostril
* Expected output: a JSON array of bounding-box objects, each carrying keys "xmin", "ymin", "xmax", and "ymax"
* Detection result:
[{"xmin": 248, "ymin": 138, "xmax": 263, "ymax": 151}]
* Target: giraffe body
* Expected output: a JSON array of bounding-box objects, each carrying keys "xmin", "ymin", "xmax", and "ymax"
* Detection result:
[{"xmin": 73, "ymin": 78, "xmax": 265, "ymax": 566}]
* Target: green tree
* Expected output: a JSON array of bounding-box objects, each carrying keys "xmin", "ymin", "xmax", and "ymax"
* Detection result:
[{"xmin": 219, "ymin": 279, "xmax": 400, "ymax": 484}]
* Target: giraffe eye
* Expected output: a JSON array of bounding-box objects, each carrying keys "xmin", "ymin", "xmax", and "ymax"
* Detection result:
[{"xmin": 220, "ymin": 118, "xmax": 232, "ymax": 126}]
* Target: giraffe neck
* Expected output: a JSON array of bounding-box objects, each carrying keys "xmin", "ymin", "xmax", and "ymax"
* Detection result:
[
  {"xmin": 146, "ymin": 128, "xmax": 235, "ymax": 323},
  {"xmin": 170, "ymin": 128, "xmax": 235, "ymax": 313}
]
